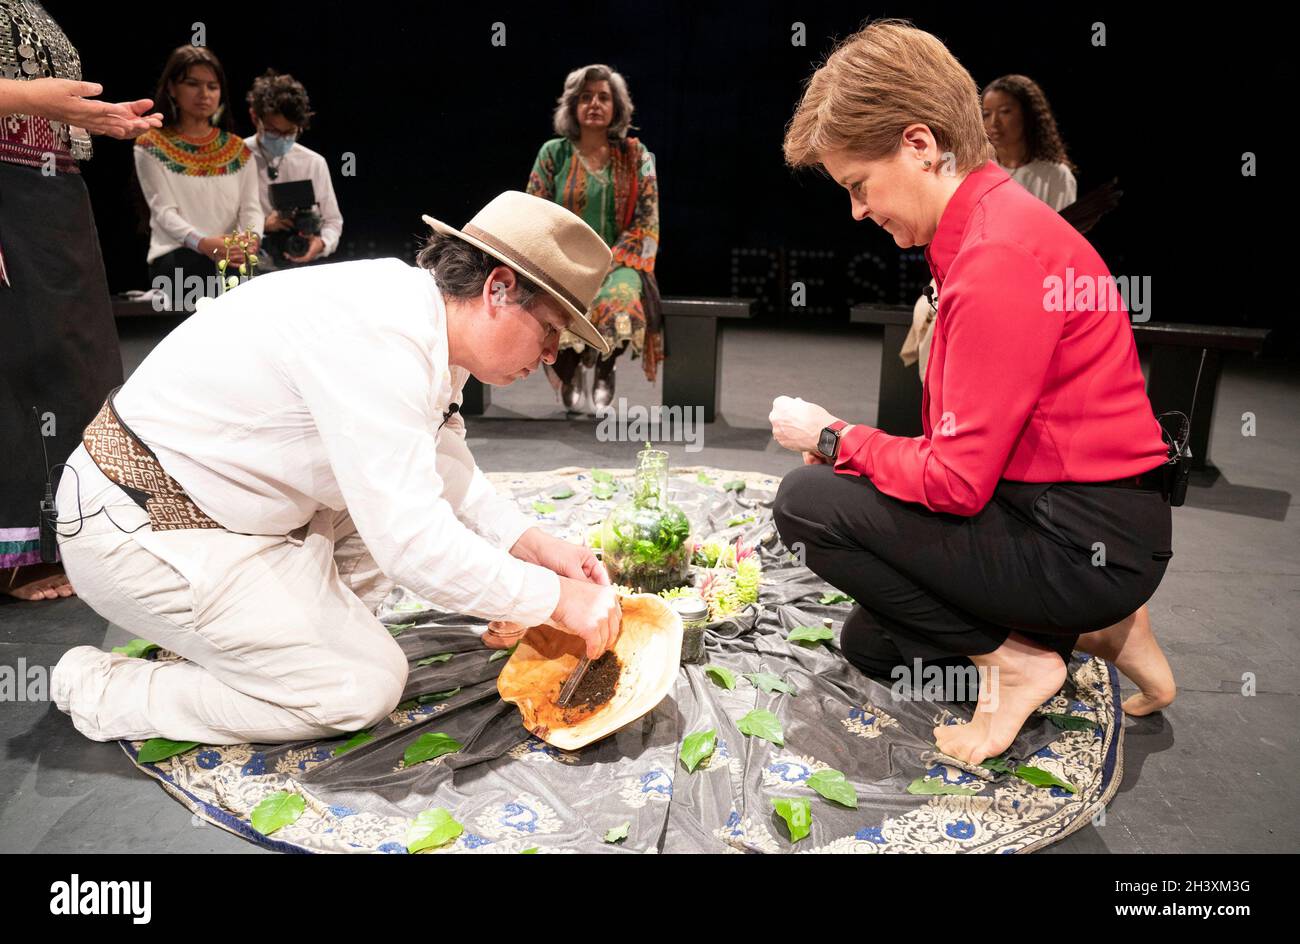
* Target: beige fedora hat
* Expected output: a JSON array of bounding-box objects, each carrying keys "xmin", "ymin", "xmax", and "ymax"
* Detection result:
[{"xmin": 422, "ymin": 191, "xmax": 611, "ymax": 354}]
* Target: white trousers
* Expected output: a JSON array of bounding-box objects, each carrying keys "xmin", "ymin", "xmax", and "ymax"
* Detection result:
[{"xmin": 51, "ymin": 443, "xmax": 408, "ymax": 745}]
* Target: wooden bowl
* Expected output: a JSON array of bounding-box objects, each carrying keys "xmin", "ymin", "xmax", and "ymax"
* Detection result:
[{"xmin": 496, "ymin": 593, "xmax": 683, "ymax": 750}]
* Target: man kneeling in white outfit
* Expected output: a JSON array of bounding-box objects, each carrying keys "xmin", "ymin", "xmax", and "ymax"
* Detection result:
[{"xmin": 51, "ymin": 191, "xmax": 622, "ymax": 745}]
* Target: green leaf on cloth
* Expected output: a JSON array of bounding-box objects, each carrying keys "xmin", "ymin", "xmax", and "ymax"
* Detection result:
[
  {"xmin": 591, "ymin": 482, "xmax": 616, "ymax": 500},
  {"xmin": 387, "ymin": 622, "xmax": 414, "ymax": 637},
  {"xmin": 416, "ymin": 653, "xmax": 452, "ymax": 666},
  {"xmin": 744, "ymin": 672, "xmax": 797, "ymax": 696},
  {"xmin": 532, "ymin": 501, "xmax": 556, "ymax": 515},
  {"xmin": 392, "ymin": 602, "xmax": 428, "ymax": 613},
  {"xmin": 112, "ymin": 639, "xmax": 159, "ymax": 659},
  {"xmin": 407, "ymin": 808, "xmax": 463, "ymax": 853},
  {"xmin": 787, "ymin": 624, "xmax": 834, "ymax": 646},
  {"xmin": 807, "ymin": 768, "xmax": 859, "ymax": 808},
  {"xmin": 1041, "ymin": 712, "xmax": 1096, "ymax": 732},
  {"xmin": 772, "ymin": 797, "xmax": 811, "ymax": 842},
  {"xmin": 819, "ymin": 590, "xmax": 854, "ymax": 605},
  {"xmin": 696, "ymin": 472, "xmax": 714, "ymax": 485},
  {"xmin": 981, "ymin": 755, "xmax": 1014, "ymax": 774},
  {"xmin": 591, "ymin": 469, "xmax": 614, "ymax": 483},
  {"xmin": 403, "ymin": 732, "xmax": 463, "ymax": 767},
  {"xmin": 417, "ymin": 688, "xmax": 461, "ymax": 704},
  {"xmin": 550, "ymin": 486, "xmax": 575, "ymax": 500},
  {"xmin": 137, "ymin": 738, "xmax": 199, "ymax": 764},
  {"xmin": 727, "ymin": 514, "xmax": 756, "ymax": 527},
  {"xmin": 1013, "ymin": 765, "xmax": 1077, "ymax": 793},
  {"xmin": 736, "ymin": 708, "xmax": 784, "ymax": 746},
  {"xmin": 723, "ymin": 479, "xmax": 746, "ymax": 492},
  {"xmin": 906, "ymin": 777, "xmax": 979, "ymax": 796},
  {"xmin": 521, "ymin": 847, "xmax": 538, "ymax": 854},
  {"xmin": 604, "ymin": 821, "xmax": 630, "ymax": 843},
  {"xmin": 704, "ymin": 665, "xmax": 736, "ymax": 690},
  {"xmin": 489, "ymin": 644, "xmax": 518, "ymax": 663},
  {"xmin": 680, "ymin": 730, "xmax": 717, "ymax": 773},
  {"xmin": 251, "ymin": 791, "xmax": 305, "ymax": 835},
  {"xmin": 332, "ymin": 731, "xmax": 375, "ymax": 757}
]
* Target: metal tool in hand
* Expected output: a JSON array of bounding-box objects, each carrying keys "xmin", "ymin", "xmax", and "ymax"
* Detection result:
[{"xmin": 556, "ymin": 598, "xmax": 622, "ymax": 708}]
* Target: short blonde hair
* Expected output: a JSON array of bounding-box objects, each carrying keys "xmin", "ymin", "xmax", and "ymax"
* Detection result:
[
  {"xmin": 784, "ymin": 19, "xmax": 994, "ymax": 174},
  {"xmin": 553, "ymin": 64, "xmax": 635, "ymax": 141}
]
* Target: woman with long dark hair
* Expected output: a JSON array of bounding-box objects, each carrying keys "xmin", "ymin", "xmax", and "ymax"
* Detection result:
[
  {"xmin": 982, "ymin": 73, "xmax": 1077, "ymax": 211},
  {"xmin": 134, "ymin": 46, "xmax": 261, "ymax": 310}
]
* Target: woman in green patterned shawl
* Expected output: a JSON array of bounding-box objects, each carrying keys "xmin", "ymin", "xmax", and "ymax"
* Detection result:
[{"xmin": 527, "ymin": 64, "xmax": 662, "ymax": 414}]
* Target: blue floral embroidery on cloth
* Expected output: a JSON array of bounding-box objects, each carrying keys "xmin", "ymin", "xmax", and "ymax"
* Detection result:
[
  {"xmin": 500, "ymin": 802, "xmax": 540, "ymax": 833},
  {"xmin": 945, "ymin": 820, "xmax": 975, "ymax": 840},
  {"xmin": 855, "ymin": 825, "xmax": 885, "ymax": 843},
  {"xmin": 767, "ymin": 760, "xmax": 813, "ymax": 784},
  {"xmin": 847, "ymin": 707, "xmax": 877, "ymax": 727},
  {"xmin": 639, "ymin": 768, "xmax": 673, "ymax": 796}
]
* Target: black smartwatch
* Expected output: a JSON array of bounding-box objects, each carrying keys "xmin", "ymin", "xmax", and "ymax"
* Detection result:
[{"xmin": 817, "ymin": 420, "xmax": 849, "ymax": 460}]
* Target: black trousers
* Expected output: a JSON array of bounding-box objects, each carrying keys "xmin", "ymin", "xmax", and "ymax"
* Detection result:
[
  {"xmin": 149, "ymin": 248, "xmax": 220, "ymax": 312},
  {"xmin": 772, "ymin": 465, "xmax": 1173, "ymax": 679}
]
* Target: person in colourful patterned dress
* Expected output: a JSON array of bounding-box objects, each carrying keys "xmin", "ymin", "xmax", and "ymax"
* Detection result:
[
  {"xmin": 526, "ymin": 64, "xmax": 661, "ymax": 414},
  {"xmin": 0, "ymin": 0, "xmax": 161, "ymax": 600},
  {"xmin": 134, "ymin": 46, "xmax": 262, "ymax": 311}
]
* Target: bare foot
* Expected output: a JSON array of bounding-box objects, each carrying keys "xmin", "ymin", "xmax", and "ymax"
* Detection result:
[
  {"xmin": 933, "ymin": 633, "xmax": 1067, "ymax": 765},
  {"xmin": 1076, "ymin": 604, "xmax": 1175, "ymax": 716},
  {"xmin": 3, "ymin": 564, "xmax": 76, "ymax": 601}
]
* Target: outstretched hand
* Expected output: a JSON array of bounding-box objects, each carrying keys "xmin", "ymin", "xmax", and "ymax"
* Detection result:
[{"xmin": 15, "ymin": 79, "xmax": 162, "ymax": 139}]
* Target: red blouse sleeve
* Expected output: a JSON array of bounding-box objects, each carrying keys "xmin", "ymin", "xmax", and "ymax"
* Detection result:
[{"xmin": 835, "ymin": 239, "xmax": 1063, "ymax": 516}]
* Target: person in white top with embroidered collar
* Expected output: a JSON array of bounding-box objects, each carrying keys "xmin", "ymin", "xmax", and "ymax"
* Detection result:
[
  {"xmin": 133, "ymin": 46, "xmax": 262, "ymax": 310},
  {"xmin": 243, "ymin": 70, "xmax": 343, "ymax": 268},
  {"xmin": 50, "ymin": 192, "xmax": 622, "ymax": 746}
]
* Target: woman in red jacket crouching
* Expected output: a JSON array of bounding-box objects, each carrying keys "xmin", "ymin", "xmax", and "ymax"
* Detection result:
[{"xmin": 771, "ymin": 20, "xmax": 1176, "ymax": 765}]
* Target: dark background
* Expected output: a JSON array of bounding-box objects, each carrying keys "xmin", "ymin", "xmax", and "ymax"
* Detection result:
[{"xmin": 60, "ymin": 1, "xmax": 1292, "ymax": 352}]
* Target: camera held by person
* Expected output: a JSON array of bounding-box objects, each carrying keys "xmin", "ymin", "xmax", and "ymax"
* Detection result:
[
  {"xmin": 264, "ymin": 179, "xmax": 323, "ymax": 268},
  {"xmin": 245, "ymin": 70, "xmax": 342, "ymax": 267}
]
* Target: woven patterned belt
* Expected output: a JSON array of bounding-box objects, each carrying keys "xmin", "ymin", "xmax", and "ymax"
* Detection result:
[{"xmin": 82, "ymin": 389, "xmax": 223, "ymax": 532}]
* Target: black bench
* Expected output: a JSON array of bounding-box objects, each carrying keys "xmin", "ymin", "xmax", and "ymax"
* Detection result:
[
  {"xmin": 660, "ymin": 297, "xmax": 755, "ymax": 423},
  {"xmin": 1137, "ymin": 323, "xmax": 1271, "ymax": 482},
  {"xmin": 849, "ymin": 304, "xmax": 923, "ymax": 438},
  {"xmin": 849, "ymin": 304, "xmax": 1272, "ymax": 483},
  {"xmin": 461, "ymin": 296, "xmax": 755, "ymax": 420}
]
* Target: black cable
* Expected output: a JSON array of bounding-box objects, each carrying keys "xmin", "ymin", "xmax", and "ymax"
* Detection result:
[
  {"xmin": 39, "ymin": 461, "xmax": 149, "ymax": 538},
  {"xmin": 439, "ymin": 402, "xmax": 461, "ymax": 430}
]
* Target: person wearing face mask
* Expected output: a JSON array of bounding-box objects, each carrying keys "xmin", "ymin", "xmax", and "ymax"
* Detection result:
[
  {"xmin": 526, "ymin": 63, "xmax": 661, "ymax": 415},
  {"xmin": 244, "ymin": 70, "xmax": 342, "ymax": 269},
  {"xmin": 771, "ymin": 20, "xmax": 1177, "ymax": 768},
  {"xmin": 49, "ymin": 192, "xmax": 622, "ymax": 746},
  {"xmin": 133, "ymin": 46, "xmax": 262, "ymax": 311}
]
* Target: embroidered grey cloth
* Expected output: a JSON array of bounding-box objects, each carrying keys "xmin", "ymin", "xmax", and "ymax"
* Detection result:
[{"xmin": 121, "ymin": 467, "xmax": 1122, "ymax": 853}]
